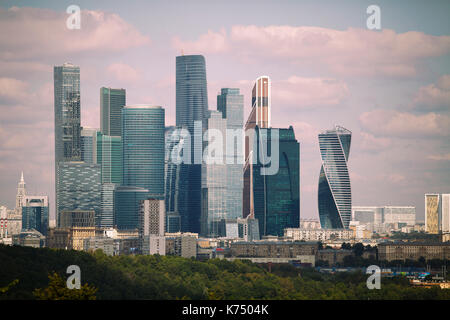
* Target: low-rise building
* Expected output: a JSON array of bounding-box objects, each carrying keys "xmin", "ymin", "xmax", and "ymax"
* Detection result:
[
  {"xmin": 316, "ymin": 249, "xmax": 353, "ymax": 266},
  {"xmin": 378, "ymin": 242, "xmax": 450, "ymax": 261},
  {"xmin": 284, "ymin": 228, "xmax": 354, "ymax": 242},
  {"xmin": 230, "ymin": 241, "xmax": 319, "ymax": 258}
]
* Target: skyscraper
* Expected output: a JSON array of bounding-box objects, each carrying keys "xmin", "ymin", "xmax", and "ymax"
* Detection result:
[
  {"xmin": 250, "ymin": 127, "xmax": 300, "ymax": 236},
  {"xmin": 54, "ymin": 63, "xmax": 81, "ymax": 163},
  {"xmin": 56, "ymin": 162, "xmax": 101, "ymax": 227},
  {"xmin": 122, "ymin": 105, "xmax": 165, "ymax": 198},
  {"xmin": 100, "ymin": 87, "xmax": 126, "ymax": 137},
  {"xmin": 217, "ymin": 88, "xmax": 244, "ymax": 221},
  {"xmin": 318, "ymin": 125, "xmax": 352, "ymax": 229},
  {"xmin": 201, "ymin": 110, "xmax": 227, "ymax": 236},
  {"xmin": 54, "ymin": 63, "xmax": 81, "ymax": 226},
  {"xmin": 425, "ymin": 193, "xmax": 450, "ymax": 234},
  {"xmin": 97, "ymin": 132, "xmax": 122, "ymax": 185},
  {"xmin": 176, "ymin": 55, "xmax": 208, "ymax": 233},
  {"xmin": 81, "ymin": 127, "xmax": 98, "ymax": 164},
  {"xmin": 164, "ymin": 126, "xmax": 182, "ymax": 233},
  {"xmin": 21, "ymin": 196, "xmax": 49, "ymax": 236},
  {"xmin": 246, "ymin": 76, "xmax": 271, "ymax": 130}
]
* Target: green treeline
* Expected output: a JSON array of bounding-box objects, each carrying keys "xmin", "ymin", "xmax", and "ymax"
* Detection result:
[{"xmin": 0, "ymin": 244, "xmax": 449, "ymax": 300}]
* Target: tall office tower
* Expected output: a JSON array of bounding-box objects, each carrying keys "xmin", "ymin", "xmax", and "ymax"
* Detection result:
[
  {"xmin": 81, "ymin": 127, "xmax": 98, "ymax": 164},
  {"xmin": 217, "ymin": 88, "xmax": 244, "ymax": 220},
  {"xmin": 122, "ymin": 105, "xmax": 165, "ymax": 198},
  {"xmin": 243, "ymin": 76, "xmax": 271, "ymax": 219},
  {"xmin": 176, "ymin": 55, "xmax": 208, "ymax": 233},
  {"xmin": 318, "ymin": 125, "xmax": 352, "ymax": 229},
  {"xmin": 425, "ymin": 194, "xmax": 440, "ymax": 234},
  {"xmin": 99, "ymin": 183, "xmax": 115, "ymax": 228},
  {"xmin": 56, "ymin": 162, "xmax": 101, "ymax": 227},
  {"xmin": 54, "ymin": 63, "xmax": 81, "ymax": 227},
  {"xmin": 100, "ymin": 87, "xmax": 126, "ymax": 136},
  {"xmin": 15, "ymin": 172, "xmax": 26, "ymax": 215},
  {"xmin": 246, "ymin": 76, "xmax": 271, "ymax": 130},
  {"xmin": 97, "ymin": 132, "xmax": 122, "ymax": 184},
  {"xmin": 201, "ymin": 110, "xmax": 228, "ymax": 237},
  {"xmin": 114, "ymin": 186, "xmax": 150, "ymax": 230},
  {"xmin": 139, "ymin": 199, "xmax": 166, "ymax": 255},
  {"xmin": 248, "ymin": 127, "xmax": 300, "ymax": 236},
  {"xmin": 54, "ymin": 63, "xmax": 81, "ymax": 163},
  {"xmin": 21, "ymin": 196, "xmax": 49, "ymax": 236},
  {"xmin": 164, "ymin": 126, "xmax": 182, "ymax": 233},
  {"xmin": 442, "ymin": 194, "xmax": 450, "ymax": 233}
]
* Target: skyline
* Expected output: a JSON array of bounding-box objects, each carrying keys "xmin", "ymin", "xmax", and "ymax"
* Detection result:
[{"xmin": 0, "ymin": 1, "xmax": 449, "ymax": 222}]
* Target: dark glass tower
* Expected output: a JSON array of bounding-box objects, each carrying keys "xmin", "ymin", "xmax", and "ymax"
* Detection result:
[
  {"xmin": 176, "ymin": 55, "xmax": 208, "ymax": 233},
  {"xmin": 251, "ymin": 127, "xmax": 300, "ymax": 236},
  {"xmin": 318, "ymin": 125, "xmax": 352, "ymax": 229},
  {"xmin": 54, "ymin": 63, "xmax": 81, "ymax": 225},
  {"xmin": 100, "ymin": 87, "xmax": 126, "ymax": 137},
  {"xmin": 122, "ymin": 105, "xmax": 165, "ymax": 198}
]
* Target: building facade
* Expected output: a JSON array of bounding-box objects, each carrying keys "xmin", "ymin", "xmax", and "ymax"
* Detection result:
[
  {"xmin": 100, "ymin": 87, "xmax": 126, "ymax": 137},
  {"xmin": 217, "ymin": 88, "xmax": 244, "ymax": 222},
  {"xmin": 56, "ymin": 162, "xmax": 101, "ymax": 227},
  {"xmin": 122, "ymin": 105, "xmax": 165, "ymax": 199},
  {"xmin": 318, "ymin": 125, "xmax": 352, "ymax": 229},
  {"xmin": 425, "ymin": 194, "xmax": 440, "ymax": 234},
  {"xmin": 176, "ymin": 55, "xmax": 209, "ymax": 233},
  {"xmin": 21, "ymin": 196, "xmax": 49, "ymax": 236},
  {"xmin": 80, "ymin": 127, "xmax": 98, "ymax": 164},
  {"xmin": 139, "ymin": 199, "xmax": 165, "ymax": 255},
  {"xmin": 249, "ymin": 127, "xmax": 300, "ymax": 237}
]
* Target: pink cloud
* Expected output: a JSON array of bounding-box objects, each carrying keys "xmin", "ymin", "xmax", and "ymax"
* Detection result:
[
  {"xmin": 427, "ymin": 153, "xmax": 450, "ymax": 161},
  {"xmin": 413, "ymin": 75, "xmax": 450, "ymax": 110},
  {"xmin": 0, "ymin": 7, "xmax": 150, "ymax": 60},
  {"xmin": 106, "ymin": 63, "xmax": 141, "ymax": 84},
  {"xmin": 172, "ymin": 29, "xmax": 229, "ymax": 55},
  {"xmin": 173, "ymin": 25, "xmax": 450, "ymax": 78},
  {"xmin": 360, "ymin": 109, "xmax": 450, "ymax": 138},
  {"xmin": 272, "ymin": 76, "xmax": 349, "ymax": 107},
  {"xmin": 358, "ymin": 132, "xmax": 391, "ymax": 152}
]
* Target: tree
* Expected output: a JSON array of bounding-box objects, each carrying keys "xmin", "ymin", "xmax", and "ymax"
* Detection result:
[
  {"xmin": 0, "ymin": 279, "xmax": 19, "ymax": 294},
  {"xmin": 33, "ymin": 272, "xmax": 97, "ymax": 300}
]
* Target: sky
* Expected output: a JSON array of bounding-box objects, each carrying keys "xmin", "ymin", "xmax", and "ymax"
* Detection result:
[{"xmin": 0, "ymin": 0, "xmax": 449, "ymax": 223}]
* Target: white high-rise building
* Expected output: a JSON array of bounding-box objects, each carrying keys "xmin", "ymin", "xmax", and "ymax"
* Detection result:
[
  {"xmin": 139, "ymin": 199, "xmax": 166, "ymax": 255},
  {"xmin": 440, "ymin": 194, "xmax": 450, "ymax": 233}
]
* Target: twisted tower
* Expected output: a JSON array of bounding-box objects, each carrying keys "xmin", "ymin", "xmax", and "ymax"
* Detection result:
[{"xmin": 318, "ymin": 125, "xmax": 352, "ymax": 229}]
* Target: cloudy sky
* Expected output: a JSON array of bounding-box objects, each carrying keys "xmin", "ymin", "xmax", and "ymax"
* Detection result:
[{"xmin": 0, "ymin": 0, "xmax": 449, "ymax": 223}]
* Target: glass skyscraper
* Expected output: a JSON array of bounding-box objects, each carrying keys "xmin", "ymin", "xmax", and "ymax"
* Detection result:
[
  {"xmin": 21, "ymin": 196, "xmax": 49, "ymax": 236},
  {"xmin": 176, "ymin": 55, "xmax": 208, "ymax": 233},
  {"xmin": 114, "ymin": 186, "xmax": 150, "ymax": 230},
  {"xmin": 54, "ymin": 63, "xmax": 81, "ymax": 163},
  {"xmin": 318, "ymin": 125, "xmax": 352, "ymax": 229},
  {"xmin": 164, "ymin": 126, "xmax": 182, "ymax": 233},
  {"xmin": 122, "ymin": 105, "xmax": 165, "ymax": 198},
  {"xmin": 100, "ymin": 87, "xmax": 126, "ymax": 137},
  {"xmin": 81, "ymin": 127, "xmax": 98, "ymax": 164},
  {"xmin": 54, "ymin": 63, "xmax": 81, "ymax": 226},
  {"xmin": 97, "ymin": 132, "xmax": 122, "ymax": 185},
  {"xmin": 217, "ymin": 88, "xmax": 244, "ymax": 220},
  {"xmin": 56, "ymin": 161, "xmax": 101, "ymax": 227},
  {"xmin": 250, "ymin": 127, "xmax": 300, "ymax": 237},
  {"xmin": 201, "ymin": 110, "xmax": 228, "ymax": 236}
]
